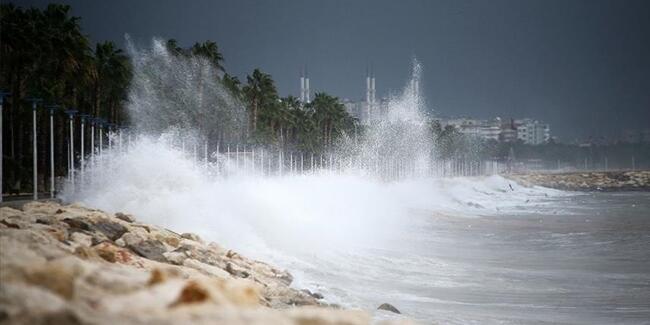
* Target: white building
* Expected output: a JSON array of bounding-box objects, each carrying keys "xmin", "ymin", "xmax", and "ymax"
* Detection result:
[
  {"xmin": 439, "ymin": 117, "xmax": 503, "ymax": 141},
  {"xmin": 515, "ymin": 119, "xmax": 550, "ymax": 145},
  {"xmin": 436, "ymin": 117, "xmax": 551, "ymax": 144}
]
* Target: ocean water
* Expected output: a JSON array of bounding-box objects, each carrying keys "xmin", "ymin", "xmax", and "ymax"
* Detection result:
[
  {"xmin": 278, "ymin": 191, "xmax": 650, "ymax": 325},
  {"xmin": 61, "ymin": 139, "xmax": 650, "ymax": 324}
]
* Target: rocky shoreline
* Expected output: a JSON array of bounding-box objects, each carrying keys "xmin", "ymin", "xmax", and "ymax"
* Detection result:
[
  {"xmin": 0, "ymin": 201, "xmax": 410, "ymax": 324},
  {"xmin": 510, "ymin": 170, "xmax": 650, "ymax": 192}
]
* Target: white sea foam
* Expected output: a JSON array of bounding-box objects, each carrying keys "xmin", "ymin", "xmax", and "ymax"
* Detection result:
[{"xmin": 61, "ymin": 135, "xmax": 562, "ymax": 259}]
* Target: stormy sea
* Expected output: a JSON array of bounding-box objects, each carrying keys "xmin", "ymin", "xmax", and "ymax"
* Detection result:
[{"xmin": 61, "ymin": 39, "xmax": 650, "ymax": 324}]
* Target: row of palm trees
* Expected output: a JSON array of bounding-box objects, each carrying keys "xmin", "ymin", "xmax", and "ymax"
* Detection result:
[
  {"xmin": 164, "ymin": 40, "xmax": 359, "ymax": 153},
  {"xmin": 1, "ymin": 4, "xmax": 131, "ymax": 192},
  {"xmin": 1, "ymin": 3, "xmax": 360, "ymax": 193}
]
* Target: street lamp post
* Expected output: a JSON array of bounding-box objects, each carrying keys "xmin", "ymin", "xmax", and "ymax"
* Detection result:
[
  {"xmin": 90, "ymin": 118, "xmax": 96, "ymax": 163},
  {"xmin": 0, "ymin": 91, "xmax": 10, "ymax": 203},
  {"xmin": 28, "ymin": 98, "xmax": 43, "ymax": 200},
  {"xmin": 65, "ymin": 109, "xmax": 78, "ymax": 185},
  {"xmin": 98, "ymin": 119, "xmax": 105, "ymax": 155},
  {"xmin": 79, "ymin": 114, "xmax": 91, "ymax": 185},
  {"xmin": 46, "ymin": 105, "xmax": 60, "ymax": 198},
  {"xmin": 108, "ymin": 123, "xmax": 114, "ymax": 152}
]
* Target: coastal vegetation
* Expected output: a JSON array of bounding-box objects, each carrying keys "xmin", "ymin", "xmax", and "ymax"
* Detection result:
[{"xmin": 0, "ymin": 3, "xmax": 359, "ymax": 192}]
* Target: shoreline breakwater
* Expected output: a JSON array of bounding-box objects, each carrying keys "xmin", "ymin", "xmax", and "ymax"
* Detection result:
[
  {"xmin": 0, "ymin": 201, "xmax": 410, "ymax": 324},
  {"xmin": 510, "ymin": 170, "xmax": 650, "ymax": 191}
]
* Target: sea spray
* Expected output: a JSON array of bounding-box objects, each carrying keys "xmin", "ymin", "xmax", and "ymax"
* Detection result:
[
  {"xmin": 60, "ymin": 39, "xmax": 566, "ymax": 315},
  {"xmin": 339, "ymin": 59, "xmax": 434, "ymax": 179},
  {"xmin": 125, "ymin": 37, "xmax": 247, "ymax": 141}
]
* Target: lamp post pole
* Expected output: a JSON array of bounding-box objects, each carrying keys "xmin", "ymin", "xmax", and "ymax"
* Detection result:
[
  {"xmin": 0, "ymin": 92, "xmax": 11, "ymax": 202},
  {"xmin": 99, "ymin": 120, "xmax": 104, "ymax": 155},
  {"xmin": 28, "ymin": 98, "xmax": 43, "ymax": 200},
  {"xmin": 65, "ymin": 110, "xmax": 78, "ymax": 185},
  {"xmin": 46, "ymin": 105, "xmax": 60, "ymax": 198},
  {"xmin": 79, "ymin": 114, "xmax": 91, "ymax": 185},
  {"xmin": 90, "ymin": 118, "xmax": 96, "ymax": 163}
]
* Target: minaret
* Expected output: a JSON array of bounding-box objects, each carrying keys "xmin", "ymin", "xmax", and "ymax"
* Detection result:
[
  {"xmin": 366, "ymin": 68, "xmax": 371, "ymax": 104},
  {"xmin": 300, "ymin": 68, "xmax": 305, "ymax": 103},
  {"xmin": 371, "ymin": 71, "xmax": 376, "ymax": 105},
  {"xmin": 305, "ymin": 71, "xmax": 310, "ymax": 103}
]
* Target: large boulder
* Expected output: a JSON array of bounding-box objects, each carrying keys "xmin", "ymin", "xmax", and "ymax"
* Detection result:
[{"xmin": 378, "ymin": 303, "xmax": 401, "ymax": 314}]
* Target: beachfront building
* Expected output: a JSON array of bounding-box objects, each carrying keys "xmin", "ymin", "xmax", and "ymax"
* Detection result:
[
  {"xmin": 436, "ymin": 117, "xmax": 551, "ymax": 144},
  {"xmin": 439, "ymin": 117, "xmax": 504, "ymax": 141},
  {"xmin": 515, "ymin": 119, "xmax": 550, "ymax": 145}
]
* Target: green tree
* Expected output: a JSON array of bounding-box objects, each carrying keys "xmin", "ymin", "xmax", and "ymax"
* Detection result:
[
  {"xmin": 89, "ymin": 41, "xmax": 131, "ymax": 122},
  {"xmin": 243, "ymin": 69, "xmax": 278, "ymax": 137},
  {"xmin": 190, "ymin": 41, "xmax": 225, "ymax": 72}
]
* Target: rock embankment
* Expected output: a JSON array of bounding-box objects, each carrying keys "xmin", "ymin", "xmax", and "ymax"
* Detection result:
[
  {"xmin": 0, "ymin": 201, "xmax": 410, "ymax": 324},
  {"xmin": 511, "ymin": 170, "xmax": 650, "ymax": 191}
]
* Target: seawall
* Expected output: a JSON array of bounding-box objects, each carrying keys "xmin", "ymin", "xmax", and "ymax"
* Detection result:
[{"xmin": 509, "ymin": 170, "xmax": 650, "ymax": 191}]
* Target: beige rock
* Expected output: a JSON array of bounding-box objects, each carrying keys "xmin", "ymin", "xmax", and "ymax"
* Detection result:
[
  {"xmin": 0, "ymin": 201, "xmax": 413, "ymax": 325},
  {"xmin": 70, "ymin": 232, "xmax": 93, "ymax": 248},
  {"xmin": 180, "ymin": 232, "xmax": 202, "ymax": 242},
  {"xmin": 183, "ymin": 258, "xmax": 232, "ymax": 279},
  {"xmin": 114, "ymin": 212, "xmax": 135, "ymax": 223}
]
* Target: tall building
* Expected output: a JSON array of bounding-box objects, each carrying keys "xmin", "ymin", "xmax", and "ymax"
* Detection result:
[
  {"xmin": 515, "ymin": 119, "xmax": 550, "ymax": 145},
  {"xmin": 341, "ymin": 68, "xmax": 379, "ymax": 124},
  {"xmin": 299, "ymin": 67, "xmax": 310, "ymax": 104},
  {"xmin": 499, "ymin": 119, "xmax": 518, "ymax": 143}
]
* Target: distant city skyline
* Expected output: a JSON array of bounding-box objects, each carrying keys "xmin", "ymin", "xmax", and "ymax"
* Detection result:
[{"xmin": 12, "ymin": 0, "xmax": 650, "ymax": 140}]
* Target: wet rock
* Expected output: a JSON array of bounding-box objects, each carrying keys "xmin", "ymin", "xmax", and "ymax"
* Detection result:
[
  {"xmin": 180, "ymin": 232, "xmax": 202, "ymax": 242},
  {"xmin": 62, "ymin": 218, "xmax": 91, "ymax": 232},
  {"xmin": 114, "ymin": 212, "xmax": 135, "ymax": 223},
  {"xmin": 378, "ymin": 303, "xmax": 401, "ymax": 314},
  {"xmin": 276, "ymin": 270, "xmax": 294, "ymax": 286},
  {"xmin": 1, "ymin": 219, "xmax": 20, "ymax": 229},
  {"xmin": 35, "ymin": 216, "xmax": 56, "ymax": 225},
  {"xmin": 301, "ymin": 289, "xmax": 324, "ymax": 300},
  {"xmin": 128, "ymin": 239, "xmax": 168, "ymax": 263},
  {"xmin": 92, "ymin": 219, "xmax": 128, "ymax": 241},
  {"xmin": 265, "ymin": 284, "xmax": 320, "ymax": 307}
]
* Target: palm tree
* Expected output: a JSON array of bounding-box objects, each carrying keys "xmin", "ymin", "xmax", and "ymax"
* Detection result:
[
  {"xmin": 243, "ymin": 69, "xmax": 277, "ymax": 136},
  {"xmin": 190, "ymin": 41, "xmax": 225, "ymax": 72},
  {"xmin": 165, "ymin": 39, "xmax": 185, "ymax": 56},
  {"xmin": 223, "ymin": 73, "xmax": 241, "ymax": 98},
  {"xmin": 90, "ymin": 41, "xmax": 131, "ymax": 122}
]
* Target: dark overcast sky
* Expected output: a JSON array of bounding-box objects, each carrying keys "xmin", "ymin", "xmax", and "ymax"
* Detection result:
[{"xmin": 12, "ymin": 0, "xmax": 650, "ymax": 140}]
